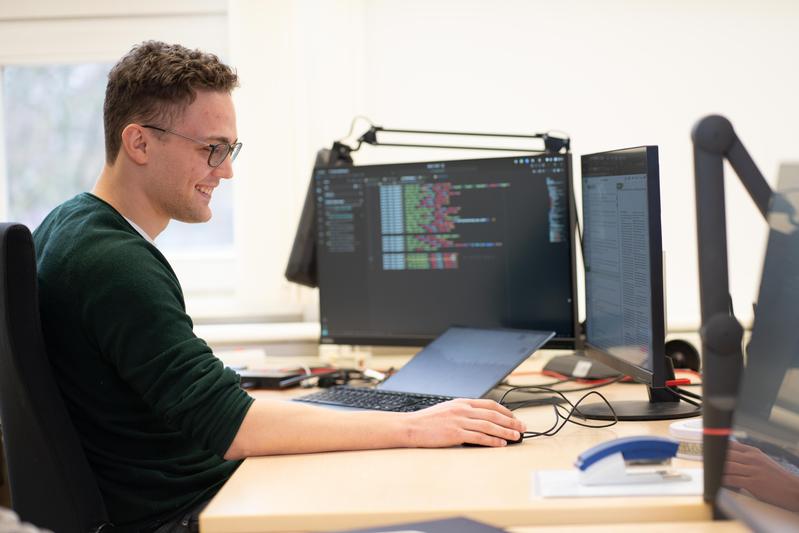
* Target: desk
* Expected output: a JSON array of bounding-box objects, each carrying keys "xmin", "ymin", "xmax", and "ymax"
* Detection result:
[
  {"xmin": 201, "ymin": 353, "xmax": 711, "ymax": 532},
  {"xmin": 509, "ymin": 522, "xmax": 747, "ymax": 532}
]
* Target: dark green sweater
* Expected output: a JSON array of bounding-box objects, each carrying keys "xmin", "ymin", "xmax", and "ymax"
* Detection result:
[{"xmin": 33, "ymin": 193, "xmax": 254, "ymax": 531}]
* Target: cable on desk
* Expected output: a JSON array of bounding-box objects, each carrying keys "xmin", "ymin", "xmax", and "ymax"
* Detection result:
[
  {"xmin": 503, "ymin": 375, "xmax": 624, "ymax": 395},
  {"xmin": 498, "ymin": 376, "xmax": 573, "ymax": 390},
  {"xmin": 501, "ymin": 396, "xmax": 567, "ymax": 411},
  {"xmin": 498, "ymin": 385, "xmax": 618, "ymax": 439},
  {"xmin": 666, "ymin": 385, "xmax": 703, "ymax": 408},
  {"xmin": 673, "ymin": 386, "xmax": 702, "ymax": 400}
]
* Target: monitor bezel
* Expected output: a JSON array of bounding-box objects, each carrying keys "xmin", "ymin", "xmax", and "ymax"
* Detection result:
[
  {"xmin": 581, "ymin": 145, "xmax": 667, "ymax": 387},
  {"xmin": 314, "ymin": 152, "xmax": 581, "ymax": 349}
]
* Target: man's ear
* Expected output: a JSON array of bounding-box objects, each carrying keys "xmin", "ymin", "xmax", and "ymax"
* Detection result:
[{"xmin": 120, "ymin": 124, "xmax": 150, "ymax": 165}]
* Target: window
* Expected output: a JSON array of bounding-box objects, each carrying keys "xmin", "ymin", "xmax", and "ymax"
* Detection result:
[
  {"xmin": 2, "ymin": 62, "xmax": 235, "ymax": 250},
  {"xmin": 0, "ymin": 3, "xmax": 260, "ymax": 320},
  {"xmin": 3, "ymin": 64, "xmax": 108, "ymax": 228}
]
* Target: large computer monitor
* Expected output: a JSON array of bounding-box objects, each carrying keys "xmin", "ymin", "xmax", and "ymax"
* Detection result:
[
  {"xmin": 715, "ymin": 163, "xmax": 799, "ymax": 530},
  {"xmin": 313, "ymin": 153, "xmax": 579, "ymax": 347},
  {"xmin": 578, "ymin": 146, "xmax": 699, "ymax": 421}
]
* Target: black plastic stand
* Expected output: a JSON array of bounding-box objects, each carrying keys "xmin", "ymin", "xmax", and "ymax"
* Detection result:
[
  {"xmin": 577, "ymin": 398, "xmax": 700, "ymax": 421},
  {"xmin": 577, "ymin": 357, "xmax": 701, "ymax": 421}
]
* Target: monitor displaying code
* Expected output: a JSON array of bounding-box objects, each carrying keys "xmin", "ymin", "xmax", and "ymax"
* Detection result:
[{"xmin": 314, "ymin": 154, "xmax": 576, "ymax": 346}]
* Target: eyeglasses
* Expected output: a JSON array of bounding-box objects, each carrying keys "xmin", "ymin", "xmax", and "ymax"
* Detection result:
[{"xmin": 142, "ymin": 125, "xmax": 242, "ymax": 168}]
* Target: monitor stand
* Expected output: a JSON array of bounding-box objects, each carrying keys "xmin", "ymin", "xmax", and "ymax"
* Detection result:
[
  {"xmin": 548, "ymin": 347, "xmax": 702, "ymax": 421},
  {"xmin": 576, "ymin": 385, "xmax": 701, "ymax": 421}
]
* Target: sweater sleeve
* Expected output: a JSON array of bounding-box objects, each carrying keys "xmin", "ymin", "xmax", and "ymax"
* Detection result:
[{"xmin": 79, "ymin": 237, "xmax": 253, "ymax": 457}]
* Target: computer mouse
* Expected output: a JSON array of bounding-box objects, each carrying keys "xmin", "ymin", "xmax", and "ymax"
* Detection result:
[{"xmin": 462, "ymin": 435, "xmax": 524, "ymax": 447}]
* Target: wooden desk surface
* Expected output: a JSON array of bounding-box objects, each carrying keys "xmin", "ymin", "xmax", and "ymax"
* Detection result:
[
  {"xmin": 201, "ymin": 354, "xmax": 710, "ymax": 533},
  {"xmin": 509, "ymin": 521, "xmax": 747, "ymax": 533}
]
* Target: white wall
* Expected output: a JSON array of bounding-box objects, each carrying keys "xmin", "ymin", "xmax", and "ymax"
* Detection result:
[
  {"xmin": 229, "ymin": 0, "xmax": 799, "ymax": 330},
  {"xmin": 0, "ymin": 1, "xmax": 228, "ymax": 64}
]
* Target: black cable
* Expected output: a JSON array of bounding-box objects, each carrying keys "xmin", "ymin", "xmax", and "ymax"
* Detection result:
[
  {"xmin": 674, "ymin": 386, "xmax": 702, "ymax": 400},
  {"xmin": 666, "ymin": 386, "xmax": 703, "ymax": 408},
  {"xmin": 568, "ymin": 157, "xmax": 585, "ymax": 262},
  {"xmin": 519, "ymin": 404, "xmax": 562, "ymax": 437},
  {"xmin": 502, "ymin": 397, "xmax": 564, "ymax": 411},
  {"xmin": 532, "ymin": 391, "xmax": 617, "ymax": 437},
  {"xmin": 502, "ymin": 375, "xmax": 623, "ymax": 396},
  {"xmin": 552, "ymin": 402, "xmax": 614, "ymax": 429},
  {"xmin": 498, "ymin": 385, "xmax": 618, "ymax": 439},
  {"xmin": 574, "ymin": 202, "xmax": 584, "ymax": 258},
  {"xmin": 498, "ymin": 377, "xmax": 573, "ymax": 389}
]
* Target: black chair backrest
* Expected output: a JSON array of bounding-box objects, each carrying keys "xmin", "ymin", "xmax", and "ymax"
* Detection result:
[{"xmin": 0, "ymin": 223, "xmax": 110, "ymax": 532}]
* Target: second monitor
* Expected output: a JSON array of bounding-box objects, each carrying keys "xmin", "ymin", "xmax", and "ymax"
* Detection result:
[
  {"xmin": 314, "ymin": 154, "xmax": 578, "ymax": 347},
  {"xmin": 579, "ymin": 145, "xmax": 699, "ymax": 420}
]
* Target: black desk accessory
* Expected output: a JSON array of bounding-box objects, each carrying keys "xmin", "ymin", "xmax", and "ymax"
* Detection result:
[
  {"xmin": 691, "ymin": 114, "xmax": 773, "ymax": 506},
  {"xmin": 237, "ymin": 369, "xmax": 313, "ymax": 390}
]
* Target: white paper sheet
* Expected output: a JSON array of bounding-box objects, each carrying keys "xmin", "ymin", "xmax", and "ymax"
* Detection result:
[{"xmin": 533, "ymin": 469, "xmax": 703, "ymax": 498}]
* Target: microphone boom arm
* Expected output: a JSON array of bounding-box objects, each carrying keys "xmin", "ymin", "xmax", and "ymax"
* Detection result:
[{"xmin": 691, "ymin": 114, "xmax": 773, "ymax": 508}]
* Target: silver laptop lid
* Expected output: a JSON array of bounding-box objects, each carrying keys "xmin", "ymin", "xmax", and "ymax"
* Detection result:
[{"xmin": 378, "ymin": 326, "xmax": 554, "ymax": 398}]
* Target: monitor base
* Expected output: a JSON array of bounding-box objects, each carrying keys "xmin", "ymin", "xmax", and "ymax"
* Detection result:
[{"xmin": 577, "ymin": 400, "xmax": 701, "ymax": 421}]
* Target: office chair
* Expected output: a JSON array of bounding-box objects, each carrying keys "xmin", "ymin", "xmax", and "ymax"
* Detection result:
[{"xmin": 0, "ymin": 223, "xmax": 111, "ymax": 532}]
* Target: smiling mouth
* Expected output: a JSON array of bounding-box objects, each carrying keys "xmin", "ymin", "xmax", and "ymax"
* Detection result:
[{"xmin": 195, "ymin": 185, "xmax": 214, "ymax": 198}]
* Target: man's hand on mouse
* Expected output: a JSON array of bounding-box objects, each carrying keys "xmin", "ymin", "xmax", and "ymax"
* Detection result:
[{"xmin": 401, "ymin": 398, "xmax": 525, "ymax": 448}]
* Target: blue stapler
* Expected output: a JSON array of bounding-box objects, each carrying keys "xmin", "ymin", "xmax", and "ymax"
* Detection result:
[{"xmin": 575, "ymin": 436, "xmax": 689, "ymax": 486}]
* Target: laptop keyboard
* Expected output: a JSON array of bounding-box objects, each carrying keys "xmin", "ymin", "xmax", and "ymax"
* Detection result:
[{"xmin": 295, "ymin": 386, "xmax": 453, "ymax": 412}]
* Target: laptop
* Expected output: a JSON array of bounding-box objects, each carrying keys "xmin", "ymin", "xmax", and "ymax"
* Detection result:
[{"xmin": 294, "ymin": 326, "xmax": 554, "ymax": 412}]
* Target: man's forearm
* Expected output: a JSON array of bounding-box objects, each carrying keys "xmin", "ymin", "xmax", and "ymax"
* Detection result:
[
  {"xmin": 223, "ymin": 399, "xmax": 408, "ymax": 459},
  {"xmin": 223, "ymin": 397, "xmax": 525, "ymax": 460}
]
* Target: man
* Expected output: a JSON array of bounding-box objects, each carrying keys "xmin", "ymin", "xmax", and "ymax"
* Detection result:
[{"xmin": 33, "ymin": 41, "xmax": 525, "ymax": 532}]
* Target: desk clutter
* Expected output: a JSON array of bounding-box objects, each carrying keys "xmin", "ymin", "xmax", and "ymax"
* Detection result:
[
  {"xmin": 293, "ymin": 140, "xmax": 703, "ymax": 424},
  {"xmin": 536, "ymin": 435, "xmax": 703, "ymax": 498},
  {"xmin": 202, "ymin": 116, "xmax": 799, "ymax": 530}
]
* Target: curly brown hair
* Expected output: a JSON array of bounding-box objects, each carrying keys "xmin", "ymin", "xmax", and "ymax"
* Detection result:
[{"xmin": 103, "ymin": 40, "xmax": 239, "ymax": 164}]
